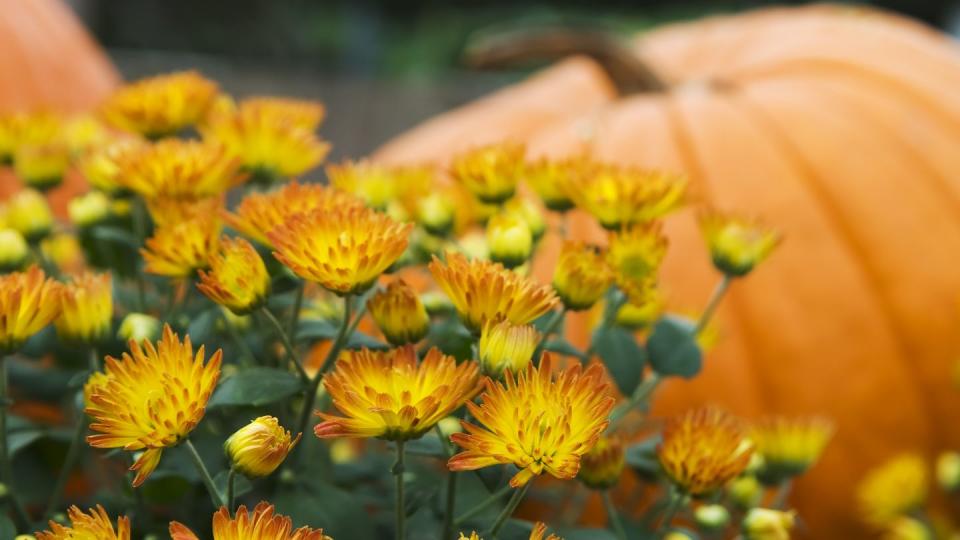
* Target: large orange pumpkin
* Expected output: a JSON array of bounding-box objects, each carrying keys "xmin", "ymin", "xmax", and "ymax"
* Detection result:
[{"xmin": 374, "ymin": 5, "xmax": 960, "ymax": 538}]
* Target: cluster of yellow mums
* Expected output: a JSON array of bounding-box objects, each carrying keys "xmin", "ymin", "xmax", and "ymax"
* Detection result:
[{"xmin": 0, "ymin": 70, "xmax": 830, "ymax": 540}]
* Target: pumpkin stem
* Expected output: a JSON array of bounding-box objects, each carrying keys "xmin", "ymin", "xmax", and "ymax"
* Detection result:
[{"xmin": 464, "ymin": 28, "xmax": 668, "ymax": 94}]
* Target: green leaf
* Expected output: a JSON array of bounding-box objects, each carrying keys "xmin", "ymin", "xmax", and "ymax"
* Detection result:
[
  {"xmin": 9, "ymin": 429, "xmax": 45, "ymax": 456},
  {"xmin": 647, "ymin": 315, "xmax": 702, "ymax": 378},
  {"xmin": 273, "ymin": 486, "xmax": 375, "ymax": 539},
  {"xmin": 345, "ymin": 331, "xmax": 387, "ymax": 350},
  {"xmin": 296, "ymin": 319, "xmax": 339, "ymax": 341},
  {"xmin": 214, "ymin": 470, "xmax": 252, "ymax": 502},
  {"xmin": 625, "ymin": 438, "xmax": 662, "ymax": 478},
  {"xmin": 188, "ymin": 308, "xmax": 220, "ymax": 344},
  {"xmin": 543, "ymin": 338, "xmax": 587, "ymax": 362},
  {"xmin": 0, "ymin": 516, "xmax": 14, "ymax": 540},
  {"xmin": 209, "ymin": 367, "xmax": 303, "ymax": 408},
  {"xmin": 591, "ymin": 326, "xmax": 645, "ymax": 395}
]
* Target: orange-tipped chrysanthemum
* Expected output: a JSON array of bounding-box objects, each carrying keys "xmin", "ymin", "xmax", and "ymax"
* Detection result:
[
  {"xmin": 197, "ymin": 236, "xmax": 271, "ymax": 315},
  {"xmin": 458, "ymin": 522, "xmax": 561, "ymax": 540},
  {"xmin": 578, "ymin": 435, "xmax": 626, "ymax": 490},
  {"xmin": 552, "ymin": 241, "xmax": 614, "ymax": 311},
  {"xmin": 231, "ymin": 97, "xmax": 326, "ymax": 130},
  {"xmin": 56, "ymin": 271, "xmax": 113, "ymax": 344},
  {"xmin": 76, "ymin": 136, "xmax": 146, "ymax": 195},
  {"xmin": 85, "ymin": 325, "xmax": 222, "ymax": 486},
  {"xmin": 428, "ymin": 252, "xmax": 558, "ymax": 334},
  {"xmin": 448, "ymin": 353, "xmax": 614, "ymax": 487},
  {"xmin": 101, "ymin": 71, "xmax": 219, "ymax": 139},
  {"xmin": 170, "ymin": 502, "xmax": 330, "ymax": 540},
  {"xmin": 146, "ymin": 195, "xmax": 224, "ymax": 228},
  {"xmin": 657, "ymin": 406, "xmax": 754, "ymax": 495},
  {"xmin": 606, "ymin": 223, "xmax": 668, "ymax": 301},
  {"xmin": 35, "ymin": 504, "xmax": 131, "ymax": 540},
  {"xmin": 270, "ymin": 205, "xmax": 412, "ymax": 295},
  {"xmin": 223, "ymin": 181, "xmax": 365, "ymax": 247},
  {"xmin": 565, "ymin": 164, "xmax": 685, "ymax": 230},
  {"xmin": 315, "ymin": 346, "xmax": 481, "ymax": 441},
  {"xmin": 699, "ymin": 211, "xmax": 780, "ymax": 277},
  {"xmin": 142, "ymin": 215, "xmax": 221, "ymax": 278},
  {"xmin": 450, "ymin": 143, "xmax": 525, "ymax": 204},
  {"xmin": 115, "ymin": 139, "xmax": 242, "ymax": 200},
  {"xmin": 0, "ymin": 265, "xmax": 62, "ymax": 353},
  {"xmin": 752, "ymin": 416, "xmax": 834, "ymax": 484}
]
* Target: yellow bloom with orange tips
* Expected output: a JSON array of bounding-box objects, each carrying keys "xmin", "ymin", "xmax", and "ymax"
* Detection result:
[
  {"xmin": 101, "ymin": 70, "xmax": 219, "ymax": 139},
  {"xmin": 197, "ymin": 236, "xmax": 270, "ymax": 314},
  {"xmin": 700, "ymin": 211, "xmax": 780, "ymax": 277},
  {"xmin": 56, "ymin": 272, "xmax": 113, "ymax": 344},
  {"xmin": 857, "ymin": 453, "xmax": 928, "ymax": 526},
  {"xmin": 751, "ymin": 416, "xmax": 834, "ymax": 483},
  {"xmin": 578, "ymin": 435, "xmax": 626, "ymax": 490},
  {"xmin": 85, "ymin": 324, "xmax": 222, "ymax": 487},
  {"xmin": 0, "ymin": 266, "xmax": 62, "ymax": 353},
  {"xmin": 0, "ymin": 229, "xmax": 29, "ymax": 272},
  {"xmin": 4, "ymin": 188, "xmax": 54, "ymax": 242},
  {"xmin": 565, "ymin": 164, "xmax": 685, "ymax": 230},
  {"xmin": 314, "ymin": 346, "xmax": 481, "ymax": 441},
  {"xmin": 224, "ymin": 416, "xmax": 302, "ymax": 478},
  {"xmin": 448, "ymin": 353, "xmax": 614, "ymax": 487},
  {"xmin": 459, "ymin": 522, "xmax": 562, "ymax": 540},
  {"xmin": 429, "ymin": 252, "xmax": 558, "ymax": 334},
  {"xmin": 223, "ymin": 180, "xmax": 365, "ymax": 247},
  {"xmin": 607, "ymin": 223, "xmax": 668, "ymax": 294},
  {"xmin": 657, "ymin": 406, "xmax": 754, "ymax": 495},
  {"xmin": 478, "ymin": 319, "xmax": 540, "ymax": 378},
  {"xmin": 230, "ymin": 96, "xmax": 326, "ymax": 130},
  {"xmin": 553, "ymin": 241, "xmax": 614, "ymax": 311},
  {"xmin": 35, "ymin": 504, "xmax": 131, "ymax": 540},
  {"xmin": 486, "ymin": 211, "xmax": 533, "ymax": 269},
  {"xmin": 75, "ymin": 136, "xmax": 145, "ymax": 195},
  {"xmin": 115, "ymin": 139, "xmax": 242, "ymax": 200},
  {"xmin": 142, "ymin": 215, "xmax": 221, "ymax": 278},
  {"xmin": 270, "ymin": 205, "xmax": 412, "ymax": 295},
  {"xmin": 146, "ymin": 195, "xmax": 224, "ymax": 228},
  {"xmin": 368, "ymin": 279, "xmax": 430, "ymax": 346},
  {"xmin": 450, "ymin": 143, "xmax": 525, "ymax": 204},
  {"xmin": 170, "ymin": 502, "xmax": 331, "ymax": 540}
]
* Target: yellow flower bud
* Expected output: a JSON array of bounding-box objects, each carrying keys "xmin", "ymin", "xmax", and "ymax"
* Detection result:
[
  {"xmin": 417, "ymin": 192, "xmax": 456, "ymax": 236},
  {"xmin": 742, "ymin": 508, "xmax": 796, "ymax": 540},
  {"xmin": 614, "ymin": 291, "xmax": 663, "ymax": 330},
  {"xmin": 694, "ymin": 504, "xmax": 731, "ymax": 531},
  {"xmin": 68, "ymin": 191, "xmax": 112, "ymax": 229},
  {"xmin": 56, "ymin": 272, "xmax": 113, "ymax": 344},
  {"xmin": 421, "ymin": 290, "xmax": 454, "ymax": 316},
  {"xmin": 457, "ymin": 232, "xmax": 489, "ymax": 261},
  {"xmin": 486, "ymin": 212, "xmax": 532, "ymax": 269},
  {"xmin": 936, "ymin": 451, "xmax": 960, "ymax": 492},
  {"xmin": 700, "ymin": 211, "xmax": 779, "ymax": 277},
  {"xmin": 728, "ymin": 475, "xmax": 763, "ymax": 510},
  {"xmin": 368, "ymin": 280, "xmax": 430, "ymax": 346},
  {"xmin": 117, "ymin": 313, "xmax": 161, "ymax": 344},
  {"xmin": 197, "ymin": 236, "xmax": 270, "ymax": 315},
  {"xmin": 478, "ymin": 319, "xmax": 539, "ymax": 377},
  {"xmin": 436, "ymin": 416, "xmax": 462, "ymax": 437},
  {"xmin": 5, "ymin": 189, "xmax": 53, "ymax": 242},
  {"xmin": 218, "ymin": 307, "xmax": 252, "ymax": 331},
  {"xmin": 224, "ymin": 416, "xmax": 301, "ymax": 477},
  {"xmin": 664, "ymin": 532, "xmax": 695, "ymax": 540},
  {"xmin": 882, "ymin": 517, "xmax": 933, "ymax": 540},
  {"xmin": 504, "ymin": 197, "xmax": 546, "ymax": 241},
  {"xmin": 553, "ymin": 241, "xmax": 614, "ymax": 311},
  {"xmin": 578, "ymin": 435, "xmax": 625, "ymax": 490},
  {"xmin": 0, "ymin": 229, "xmax": 29, "ymax": 273},
  {"xmin": 451, "ymin": 143, "xmax": 524, "ymax": 204},
  {"xmin": 14, "ymin": 143, "xmax": 70, "ymax": 191}
]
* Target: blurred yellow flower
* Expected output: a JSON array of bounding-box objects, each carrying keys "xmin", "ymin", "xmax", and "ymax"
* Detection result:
[
  {"xmin": 936, "ymin": 451, "xmax": 960, "ymax": 491},
  {"xmin": 146, "ymin": 196, "xmax": 223, "ymax": 228},
  {"xmin": 230, "ymin": 96, "xmax": 325, "ymax": 130},
  {"xmin": 0, "ymin": 266, "xmax": 62, "ymax": 353},
  {"xmin": 41, "ymin": 233, "xmax": 86, "ymax": 274},
  {"xmin": 728, "ymin": 474, "xmax": 763, "ymax": 509},
  {"xmin": 224, "ymin": 416, "xmax": 302, "ymax": 478},
  {"xmin": 449, "ymin": 354, "xmax": 614, "ymax": 487},
  {"xmin": 4, "ymin": 188, "xmax": 54, "ymax": 242},
  {"xmin": 142, "ymin": 215, "xmax": 221, "ymax": 278},
  {"xmin": 170, "ymin": 502, "xmax": 330, "ymax": 540},
  {"xmin": 487, "ymin": 212, "xmax": 533, "ymax": 269},
  {"xmin": 35, "ymin": 505, "xmax": 130, "ymax": 540},
  {"xmin": 578, "ymin": 435, "xmax": 625, "ymax": 490},
  {"xmin": 607, "ymin": 223, "xmax": 668, "ymax": 296},
  {"xmin": 0, "ymin": 229, "xmax": 28, "ymax": 272},
  {"xmin": 700, "ymin": 211, "xmax": 780, "ymax": 277},
  {"xmin": 116, "ymin": 139, "xmax": 241, "ymax": 200},
  {"xmin": 478, "ymin": 319, "xmax": 539, "ymax": 378},
  {"xmin": 553, "ymin": 241, "xmax": 614, "ymax": 311},
  {"xmin": 62, "ymin": 114, "xmax": 110, "ymax": 154},
  {"xmin": 752, "ymin": 416, "xmax": 834, "ymax": 483},
  {"xmin": 68, "ymin": 191, "xmax": 112, "ymax": 228},
  {"xmin": 416, "ymin": 190, "xmax": 457, "ymax": 236},
  {"xmin": 315, "ymin": 346, "xmax": 481, "ymax": 441},
  {"xmin": 75, "ymin": 136, "xmax": 145, "ymax": 195},
  {"xmin": 503, "ymin": 196, "xmax": 546, "ymax": 241},
  {"xmin": 327, "ymin": 160, "xmax": 400, "ymax": 210},
  {"xmin": 101, "ymin": 71, "xmax": 219, "ymax": 138},
  {"xmin": 14, "ymin": 142, "xmax": 70, "ymax": 191},
  {"xmin": 742, "ymin": 508, "xmax": 796, "ymax": 540},
  {"xmin": 523, "ymin": 157, "xmax": 577, "ymax": 212},
  {"xmin": 459, "ymin": 523, "xmax": 562, "ymax": 540},
  {"xmin": 613, "ymin": 289, "xmax": 664, "ymax": 330},
  {"xmin": 857, "ymin": 453, "xmax": 928, "ymax": 526},
  {"xmin": 368, "ymin": 280, "xmax": 430, "ymax": 346},
  {"xmin": 882, "ymin": 517, "xmax": 933, "ymax": 540},
  {"xmin": 0, "ymin": 111, "xmax": 60, "ymax": 160},
  {"xmin": 117, "ymin": 313, "xmax": 161, "ymax": 344},
  {"xmin": 56, "ymin": 272, "xmax": 113, "ymax": 344},
  {"xmin": 197, "ymin": 236, "xmax": 270, "ymax": 315},
  {"xmin": 429, "ymin": 252, "xmax": 558, "ymax": 333},
  {"xmin": 86, "ymin": 325, "xmax": 222, "ymax": 486},
  {"xmin": 271, "ymin": 205, "xmax": 412, "ymax": 295},
  {"xmin": 565, "ymin": 164, "xmax": 685, "ymax": 229},
  {"xmin": 657, "ymin": 406, "xmax": 753, "ymax": 495},
  {"xmin": 451, "ymin": 143, "xmax": 525, "ymax": 204}
]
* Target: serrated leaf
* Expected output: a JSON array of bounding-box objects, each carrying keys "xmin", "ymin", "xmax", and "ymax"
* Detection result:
[
  {"xmin": 591, "ymin": 326, "xmax": 645, "ymax": 395},
  {"xmin": 647, "ymin": 315, "xmax": 702, "ymax": 378},
  {"xmin": 209, "ymin": 368, "xmax": 303, "ymax": 408}
]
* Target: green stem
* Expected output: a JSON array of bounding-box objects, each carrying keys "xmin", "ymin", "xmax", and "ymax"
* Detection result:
[
  {"xmin": 655, "ymin": 487, "xmax": 686, "ymax": 536},
  {"xmin": 287, "ymin": 281, "xmax": 305, "ymax": 338},
  {"xmin": 694, "ymin": 275, "xmax": 731, "ymax": 335},
  {"xmin": 394, "ymin": 441, "xmax": 407, "ymax": 540},
  {"xmin": 227, "ymin": 468, "xmax": 237, "ymax": 512},
  {"xmin": 0, "ymin": 358, "xmax": 29, "ymax": 531},
  {"xmin": 132, "ymin": 197, "xmax": 148, "ymax": 311},
  {"xmin": 601, "ymin": 490, "xmax": 627, "ymax": 540},
  {"xmin": 454, "ymin": 484, "xmax": 514, "ymax": 526},
  {"xmin": 184, "ymin": 439, "xmax": 225, "ymax": 508},
  {"xmin": 436, "ymin": 423, "xmax": 458, "ymax": 539},
  {"xmin": 261, "ymin": 306, "xmax": 309, "ymax": 383},
  {"xmin": 533, "ymin": 308, "xmax": 566, "ymax": 362},
  {"xmin": 485, "ymin": 482, "xmax": 530, "ymax": 538}
]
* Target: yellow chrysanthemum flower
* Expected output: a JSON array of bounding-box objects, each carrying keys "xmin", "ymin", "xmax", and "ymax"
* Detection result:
[
  {"xmin": 142, "ymin": 215, "xmax": 221, "ymax": 278},
  {"xmin": 116, "ymin": 139, "xmax": 241, "ymax": 200},
  {"xmin": 0, "ymin": 229, "xmax": 29, "ymax": 273},
  {"xmin": 85, "ymin": 325, "xmax": 222, "ymax": 487},
  {"xmin": 478, "ymin": 319, "xmax": 540, "ymax": 378},
  {"xmin": 503, "ymin": 196, "xmax": 546, "ymax": 242},
  {"xmin": 607, "ymin": 223, "xmax": 668, "ymax": 298},
  {"xmin": 146, "ymin": 196, "xmax": 224, "ymax": 228},
  {"xmin": 565, "ymin": 164, "xmax": 685, "ymax": 230},
  {"xmin": 459, "ymin": 522, "xmax": 561, "ymax": 540},
  {"xmin": 231, "ymin": 97, "xmax": 326, "ymax": 130},
  {"xmin": 742, "ymin": 508, "xmax": 796, "ymax": 540},
  {"xmin": 14, "ymin": 141, "xmax": 70, "ymax": 191},
  {"xmin": 578, "ymin": 435, "xmax": 625, "ymax": 490},
  {"xmin": 882, "ymin": 517, "xmax": 933, "ymax": 540},
  {"xmin": 223, "ymin": 181, "xmax": 365, "ymax": 247},
  {"xmin": 56, "ymin": 272, "xmax": 113, "ymax": 344},
  {"xmin": 751, "ymin": 416, "xmax": 834, "ymax": 483},
  {"xmin": 429, "ymin": 252, "xmax": 558, "ymax": 334},
  {"xmin": 416, "ymin": 190, "xmax": 457, "ymax": 236},
  {"xmin": 76, "ymin": 136, "xmax": 145, "ymax": 195},
  {"xmin": 315, "ymin": 346, "xmax": 481, "ymax": 441},
  {"xmin": 197, "ymin": 236, "xmax": 271, "ymax": 314},
  {"xmin": 857, "ymin": 453, "xmax": 928, "ymax": 526},
  {"xmin": 451, "ymin": 143, "xmax": 525, "ymax": 204},
  {"xmin": 101, "ymin": 71, "xmax": 219, "ymax": 139},
  {"xmin": 553, "ymin": 241, "xmax": 614, "ymax": 311},
  {"xmin": 367, "ymin": 280, "xmax": 430, "ymax": 346},
  {"xmin": 40, "ymin": 233, "xmax": 86, "ymax": 274},
  {"xmin": 449, "ymin": 354, "xmax": 614, "ymax": 487},
  {"xmin": 523, "ymin": 157, "xmax": 578, "ymax": 212},
  {"xmin": 270, "ymin": 205, "xmax": 412, "ymax": 295},
  {"xmin": 202, "ymin": 98, "xmax": 330, "ymax": 183},
  {"xmin": 224, "ymin": 416, "xmax": 302, "ymax": 478},
  {"xmin": 62, "ymin": 114, "xmax": 110, "ymax": 154},
  {"xmin": 0, "ymin": 266, "xmax": 62, "ymax": 353},
  {"xmin": 326, "ymin": 160, "xmax": 424, "ymax": 211},
  {"xmin": 170, "ymin": 502, "xmax": 330, "ymax": 540},
  {"xmin": 4, "ymin": 188, "xmax": 54, "ymax": 242},
  {"xmin": 486, "ymin": 212, "xmax": 533, "ymax": 269},
  {"xmin": 68, "ymin": 191, "xmax": 112, "ymax": 228},
  {"xmin": 700, "ymin": 211, "xmax": 780, "ymax": 277},
  {"xmin": 613, "ymin": 288, "xmax": 664, "ymax": 330},
  {"xmin": 657, "ymin": 406, "xmax": 754, "ymax": 495},
  {"xmin": 35, "ymin": 504, "xmax": 131, "ymax": 540}
]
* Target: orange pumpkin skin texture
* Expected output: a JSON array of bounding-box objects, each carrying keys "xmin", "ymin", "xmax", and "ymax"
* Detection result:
[{"xmin": 373, "ymin": 6, "xmax": 960, "ymax": 538}]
